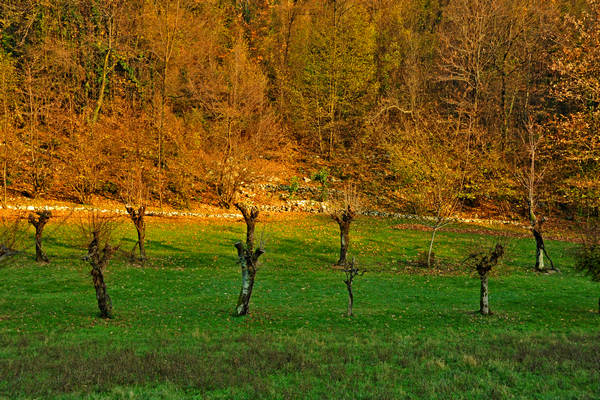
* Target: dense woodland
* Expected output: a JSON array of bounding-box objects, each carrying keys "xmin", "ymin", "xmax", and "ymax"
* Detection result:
[{"xmin": 0, "ymin": 0, "xmax": 599, "ymax": 219}]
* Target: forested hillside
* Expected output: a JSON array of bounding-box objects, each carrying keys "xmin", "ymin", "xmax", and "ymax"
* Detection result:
[{"xmin": 0, "ymin": 0, "xmax": 598, "ymax": 218}]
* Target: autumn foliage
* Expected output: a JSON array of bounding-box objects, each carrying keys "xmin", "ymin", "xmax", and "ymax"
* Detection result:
[{"xmin": 0, "ymin": 0, "xmax": 597, "ymax": 217}]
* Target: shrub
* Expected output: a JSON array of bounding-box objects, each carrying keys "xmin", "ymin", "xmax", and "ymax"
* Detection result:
[
  {"xmin": 575, "ymin": 218, "xmax": 600, "ymax": 282},
  {"xmin": 574, "ymin": 217, "xmax": 600, "ymax": 313},
  {"xmin": 288, "ymin": 176, "xmax": 300, "ymax": 200},
  {"xmin": 311, "ymin": 168, "xmax": 329, "ymax": 201}
]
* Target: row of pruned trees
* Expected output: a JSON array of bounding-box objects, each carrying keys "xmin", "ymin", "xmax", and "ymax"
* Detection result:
[{"xmin": 1, "ymin": 198, "xmax": 599, "ymax": 320}]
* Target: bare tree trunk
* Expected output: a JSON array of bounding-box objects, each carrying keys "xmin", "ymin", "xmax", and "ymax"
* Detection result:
[
  {"xmin": 473, "ymin": 243, "xmax": 504, "ymax": 316},
  {"xmin": 235, "ymin": 242, "xmax": 256, "ymax": 316},
  {"xmin": 342, "ymin": 258, "xmax": 362, "ymax": 317},
  {"xmin": 427, "ymin": 228, "xmax": 437, "ymax": 268},
  {"xmin": 337, "ymin": 220, "xmax": 350, "ymax": 266},
  {"xmin": 85, "ymin": 231, "xmax": 117, "ymax": 319},
  {"xmin": 28, "ymin": 211, "xmax": 51, "ymax": 263},
  {"xmin": 331, "ymin": 204, "xmax": 355, "ymax": 266},
  {"xmin": 126, "ymin": 205, "xmax": 146, "ymax": 263},
  {"xmin": 2, "ymin": 160, "xmax": 6, "ymax": 207},
  {"xmin": 533, "ymin": 224, "xmax": 555, "ymax": 272},
  {"xmin": 345, "ymin": 279, "xmax": 353, "ymax": 316},
  {"xmin": 234, "ymin": 203, "xmax": 264, "ymax": 316},
  {"xmin": 480, "ymin": 274, "xmax": 489, "ymax": 315},
  {"xmin": 91, "ymin": 263, "xmax": 112, "ymax": 318},
  {"xmin": 535, "ymin": 235, "xmax": 544, "ymax": 271},
  {"xmin": 245, "ymin": 217, "xmax": 256, "ymax": 250}
]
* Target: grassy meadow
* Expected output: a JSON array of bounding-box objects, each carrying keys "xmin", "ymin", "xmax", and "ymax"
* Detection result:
[{"xmin": 0, "ymin": 214, "xmax": 598, "ymax": 399}]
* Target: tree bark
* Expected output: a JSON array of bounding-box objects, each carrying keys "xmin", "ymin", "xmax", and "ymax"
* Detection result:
[
  {"xmin": 332, "ymin": 205, "xmax": 355, "ymax": 266},
  {"xmin": 2, "ymin": 159, "xmax": 6, "ymax": 207},
  {"xmin": 427, "ymin": 228, "xmax": 437, "ymax": 268},
  {"xmin": 235, "ymin": 202, "xmax": 259, "ymax": 249},
  {"xmin": 474, "ymin": 243, "xmax": 504, "ymax": 316},
  {"xmin": 233, "ymin": 203, "xmax": 263, "ymax": 316},
  {"xmin": 480, "ymin": 274, "xmax": 489, "ymax": 315},
  {"xmin": 86, "ymin": 231, "xmax": 117, "ymax": 319},
  {"xmin": 534, "ymin": 235, "xmax": 544, "ymax": 271},
  {"xmin": 91, "ymin": 263, "xmax": 112, "ymax": 318},
  {"xmin": 345, "ymin": 280, "xmax": 353, "ymax": 316},
  {"xmin": 126, "ymin": 205, "xmax": 146, "ymax": 263},
  {"xmin": 337, "ymin": 220, "xmax": 350, "ymax": 266},
  {"xmin": 234, "ymin": 241, "xmax": 264, "ymax": 316},
  {"xmin": 28, "ymin": 211, "xmax": 51, "ymax": 263},
  {"xmin": 235, "ymin": 242, "xmax": 256, "ymax": 316},
  {"xmin": 533, "ymin": 224, "xmax": 555, "ymax": 272}
]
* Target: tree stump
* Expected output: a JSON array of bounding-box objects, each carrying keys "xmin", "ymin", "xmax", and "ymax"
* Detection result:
[{"xmin": 28, "ymin": 210, "xmax": 51, "ymax": 263}]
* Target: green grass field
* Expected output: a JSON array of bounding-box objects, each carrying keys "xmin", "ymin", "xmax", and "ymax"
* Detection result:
[{"xmin": 1, "ymin": 215, "xmax": 598, "ymax": 399}]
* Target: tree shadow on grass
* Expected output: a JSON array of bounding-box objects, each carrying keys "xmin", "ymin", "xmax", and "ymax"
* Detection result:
[{"xmin": 138, "ymin": 238, "xmax": 185, "ymax": 253}]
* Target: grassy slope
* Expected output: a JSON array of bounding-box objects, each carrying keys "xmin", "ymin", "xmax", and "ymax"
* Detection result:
[{"xmin": 0, "ymin": 215, "xmax": 598, "ymax": 399}]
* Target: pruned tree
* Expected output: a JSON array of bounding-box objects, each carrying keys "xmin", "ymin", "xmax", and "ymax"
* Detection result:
[
  {"xmin": 330, "ymin": 184, "xmax": 360, "ymax": 266},
  {"xmin": 81, "ymin": 213, "xmax": 119, "ymax": 319},
  {"xmin": 342, "ymin": 257, "xmax": 364, "ymax": 317},
  {"xmin": 233, "ymin": 202, "xmax": 265, "ymax": 316},
  {"xmin": 125, "ymin": 205, "xmax": 146, "ymax": 264},
  {"xmin": 574, "ymin": 215, "xmax": 600, "ymax": 314},
  {"xmin": 465, "ymin": 243, "xmax": 505, "ymax": 315},
  {"xmin": 27, "ymin": 210, "xmax": 51, "ymax": 263}
]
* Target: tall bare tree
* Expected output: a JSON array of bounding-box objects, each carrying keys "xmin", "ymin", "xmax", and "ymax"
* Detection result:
[{"xmin": 517, "ymin": 117, "xmax": 556, "ymax": 272}]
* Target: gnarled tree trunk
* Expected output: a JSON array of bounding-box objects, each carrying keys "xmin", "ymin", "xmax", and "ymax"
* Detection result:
[
  {"xmin": 342, "ymin": 259, "xmax": 362, "ymax": 317},
  {"xmin": 234, "ymin": 203, "xmax": 264, "ymax": 316},
  {"xmin": 85, "ymin": 231, "xmax": 117, "ymax": 318},
  {"xmin": 28, "ymin": 210, "xmax": 51, "ymax": 263},
  {"xmin": 480, "ymin": 274, "xmax": 489, "ymax": 315},
  {"xmin": 475, "ymin": 243, "xmax": 504, "ymax": 316},
  {"xmin": 531, "ymin": 216, "xmax": 555, "ymax": 272},
  {"xmin": 345, "ymin": 279, "xmax": 353, "ymax": 316},
  {"xmin": 332, "ymin": 205, "xmax": 355, "ymax": 266},
  {"xmin": 338, "ymin": 220, "xmax": 350, "ymax": 266},
  {"xmin": 126, "ymin": 205, "xmax": 146, "ymax": 263}
]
